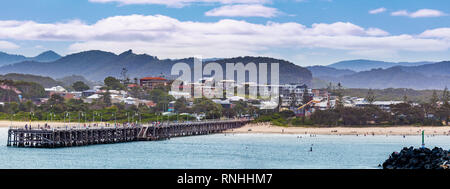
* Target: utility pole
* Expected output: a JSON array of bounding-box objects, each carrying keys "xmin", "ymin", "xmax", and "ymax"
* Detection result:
[
  {"xmin": 78, "ymin": 112, "xmax": 81, "ymax": 127},
  {"xmin": 68, "ymin": 112, "xmax": 70, "ymax": 127},
  {"xmin": 421, "ymin": 130, "xmax": 425, "ymax": 149}
]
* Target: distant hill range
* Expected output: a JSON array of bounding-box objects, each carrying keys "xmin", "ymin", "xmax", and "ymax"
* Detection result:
[
  {"xmin": 0, "ymin": 73, "xmax": 93, "ymax": 89},
  {"xmin": 308, "ymin": 61, "xmax": 450, "ymax": 90},
  {"xmin": 0, "ymin": 50, "xmax": 312, "ymax": 86},
  {"xmin": 328, "ymin": 59, "xmax": 435, "ymax": 72},
  {"xmin": 206, "ymin": 57, "xmax": 311, "ymax": 85},
  {"xmin": 1, "ymin": 50, "xmax": 448, "ymax": 90},
  {"xmin": 306, "ymin": 66, "xmax": 356, "ymax": 77},
  {"xmin": 0, "ymin": 50, "xmax": 61, "ymax": 66}
]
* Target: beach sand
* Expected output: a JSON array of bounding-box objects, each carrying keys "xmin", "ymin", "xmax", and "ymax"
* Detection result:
[
  {"xmin": 0, "ymin": 121, "xmax": 103, "ymax": 128},
  {"xmin": 2, "ymin": 121, "xmax": 450, "ymax": 136},
  {"xmin": 224, "ymin": 123, "xmax": 450, "ymax": 136}
]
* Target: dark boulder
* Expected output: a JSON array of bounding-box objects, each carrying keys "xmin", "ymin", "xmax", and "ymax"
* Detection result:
[{"xmin": 383, "ymin": 147, "xmax": 450, "ymax": 169}]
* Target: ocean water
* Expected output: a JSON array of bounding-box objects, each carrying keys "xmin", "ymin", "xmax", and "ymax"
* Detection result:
[{"xmin": 0, "ymin": 128, "xmax": 449, "ymax": 169}]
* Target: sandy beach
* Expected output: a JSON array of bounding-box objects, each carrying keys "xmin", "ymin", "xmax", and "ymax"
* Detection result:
[
  {"xmin": 0, "ymin": 121, "xmax": 104, "ymax": 128},
  {"xmin": 224, "ymin": 123, "xmax": 450, "ymax": 136},
  {"xmin": 2, "ymin": 121, "xmax": 450, "ymax": 136}
]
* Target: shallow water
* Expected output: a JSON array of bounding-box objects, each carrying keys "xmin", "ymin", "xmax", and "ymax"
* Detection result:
[{"xmin": 0, "ymin": 128, "xmax": 449, "ymax": 169}]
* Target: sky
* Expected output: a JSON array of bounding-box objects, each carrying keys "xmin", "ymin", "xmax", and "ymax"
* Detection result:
[{"xmin": 0, "ymin": 0, "xmax": 449, "ymax": 66}]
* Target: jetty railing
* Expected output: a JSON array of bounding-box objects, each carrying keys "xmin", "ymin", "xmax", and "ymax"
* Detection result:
[{"xmin": 6, "ymin": 119, "xmax": 251, "ymax": 148}]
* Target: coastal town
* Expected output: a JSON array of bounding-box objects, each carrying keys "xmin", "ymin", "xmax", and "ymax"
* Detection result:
[
  {"xmin": 1, "ymin": 73, "xmax": 449, "ymax": 128},
  {"xmin": 3, "ymin": 0, "xmax": 450, "ymax": 175}
]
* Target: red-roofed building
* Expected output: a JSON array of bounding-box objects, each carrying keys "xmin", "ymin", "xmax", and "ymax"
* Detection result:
[
  {"xmin": 140, "ymin": 77, "xmax": 168, "ymax": 90},
  {"xmin": 127, "ymin": 84, "xmax": 138, "ymax": 89},
  {"xmin": 0, "ymin": 84, "xmax": 21, "ymax": 94}
]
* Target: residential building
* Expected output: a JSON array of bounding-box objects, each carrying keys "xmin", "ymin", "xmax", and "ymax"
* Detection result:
[
  {"xmin": 169, "ymin": 90, "xmax": 191, "ymax": 99},
  {"xmin": 70, "ymin": 91, "xmax": 82, "ymax": 99},
  {"xmin": 82, "ymin": 90, "xmax": 96, "ymax": 97},
  {"xmin": 83, "ymin": 94, "xmax": 101, "ymax": 103},
  {"xmin": 279, "ymin": 84, "xmax": 313, "ymax": 108},
  {"xmin": 355, "ymin": 101, "xmax": 404, "ymax": 111},
  {"xmin": 0, "ymin": 84, "xmax": 21, "ymax": 94},
  {"xmin": 45, "ymin": 86, "xmax": 67, "ymax": 97},
  {"xmin": 140, "ymin": 77, "xmax": 168, "ymax": 90},
  {"xmin": 212, "ymin": 99, "xmax": 233, "ymax": 109}
]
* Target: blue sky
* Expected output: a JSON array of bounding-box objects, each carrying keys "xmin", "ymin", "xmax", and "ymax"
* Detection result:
[{"xmin": 0, "ymin": 0, "xmax": 449, "ymax": 66}]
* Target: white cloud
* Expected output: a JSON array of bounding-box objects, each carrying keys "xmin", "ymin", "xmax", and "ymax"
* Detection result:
[
  {"xmin": 391, "ymin": 9, "xmax": 447, "ymax": 18},
  {"xmin": 307, "ymin": 22, "xmax": 389, "ymax": 36},
  {"xmin": 89, "ymin": 0, "xmax": 268, "ymax": 7},
  {"xmin": 420, "ymin": 28, "xmax": 450, "ymax": 40},
  {"xmin": 0, "ymin": 41, "xmax": 19, "ymax": 50},
  {"xmin": 0, "ymin": 15, "xmax": 448, "ymax": 59},
  {"xmin": 205, "ymin": 4, "xmax": 280, "ymax": 18},
  {"xmin": 369, "ymin": 7, "xmax": 386, "ymax": 14},
  {"xmin": 410, "ymin": 9, "xmax": 447, "ymax": 18},
  {"xmin": 366, "ymin": 28, "xmax": 389, "ymax": 36},
  {"xmin": 391, "ymin": 10, "xmax": 408, "ymax": 16}
]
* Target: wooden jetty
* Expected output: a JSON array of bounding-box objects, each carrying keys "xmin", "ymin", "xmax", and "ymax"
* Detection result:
[{"xmin": 6, "ymin": 119, "xmax": 250, "ymax": 148}]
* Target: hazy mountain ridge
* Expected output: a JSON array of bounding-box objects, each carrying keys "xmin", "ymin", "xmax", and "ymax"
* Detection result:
[
  {"xmin": 0, "ymin": 50, "xmax": 62, "ymax": 66},
  {"xmin": 1, "ymin": 50, "xmax": 448, "ymax": 89},
  {"xmin": 319, "ymin": 63, "xmax": 450, "ymax": 90},
  {"xmin": 328, "ymin": 59, "xmax": 435, "ymax": 72},
  {"xmin": 400, "ymin": 61, "xmax": 450, "ymax": 77},
  {"xmin": 306, "ymin": 66, "xmax": 356, "ymax": 77},
  {"xmin": 0, "ymin": 50, "xmax": 313, "ymax": 85}
]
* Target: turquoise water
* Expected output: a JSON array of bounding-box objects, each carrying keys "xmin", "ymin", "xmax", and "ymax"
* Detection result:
[{"xmin": 1, "ymin": 128, "xmax": 449, "ymax": 169}]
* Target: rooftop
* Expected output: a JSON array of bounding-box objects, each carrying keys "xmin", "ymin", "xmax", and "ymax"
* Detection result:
[{"xmin": 140, "ymin": 77, "xmax": 167, "ymax": 81}]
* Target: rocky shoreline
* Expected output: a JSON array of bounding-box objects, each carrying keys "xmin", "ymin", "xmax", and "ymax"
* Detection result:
[{"xmin": 383, "ymin": 147, "xmax": 450, "ymax": 169}]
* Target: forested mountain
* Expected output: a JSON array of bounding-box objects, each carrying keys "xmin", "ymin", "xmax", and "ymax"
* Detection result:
[
  {"xmin": 0, "ymin": 73, "xmax": 63, "ymax": 88},
  {"xmin": 0, "ymin": 79, "xmax": 46, "ymax": 101},
  {"xmin": 206, "ymin": 56, "xmax": 312, "ymax": 85},
  {"xmin": 0, "ymin": 50, "xmax": 313, "ymax": 85},
  {"xmin": 1, "ymin": 49, "xmax": 448, "ymax": 89},
  {"xmin": 56, "ymin": 75, "xmax": 96, "ymax": 88}
]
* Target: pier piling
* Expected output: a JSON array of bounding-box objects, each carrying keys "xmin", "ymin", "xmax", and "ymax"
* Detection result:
[{"xmin": 6, "ymin": 119, "xmax": 250, "ymax": 148}]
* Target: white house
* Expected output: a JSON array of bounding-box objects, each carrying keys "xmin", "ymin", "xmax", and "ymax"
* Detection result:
[
  {"xmin": 228, "ymin": 96, "xmax": 246, "ymax": 102},
  {"xmin": 169, "ymin": 90, "xmax": 191, "ymax": 99},
  {"xmin": 83, "ymin": 94, "xmax": 102, "ymax": 103},
  {"xmin": 45, "ymin": 86, "xmax": 67, "ymax": 93},
  {"xmin": 124, "ymin": 97, "xmax": 136, "ymax": 105},
  {"xmin": 70, "ymin": 91, "xmax": 82, "ymax": 98}
]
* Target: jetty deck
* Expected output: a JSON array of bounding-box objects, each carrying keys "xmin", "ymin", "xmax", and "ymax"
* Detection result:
[{"xmin": 7, "ymin": 119, "xmax": 251, "ymax": 148}]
